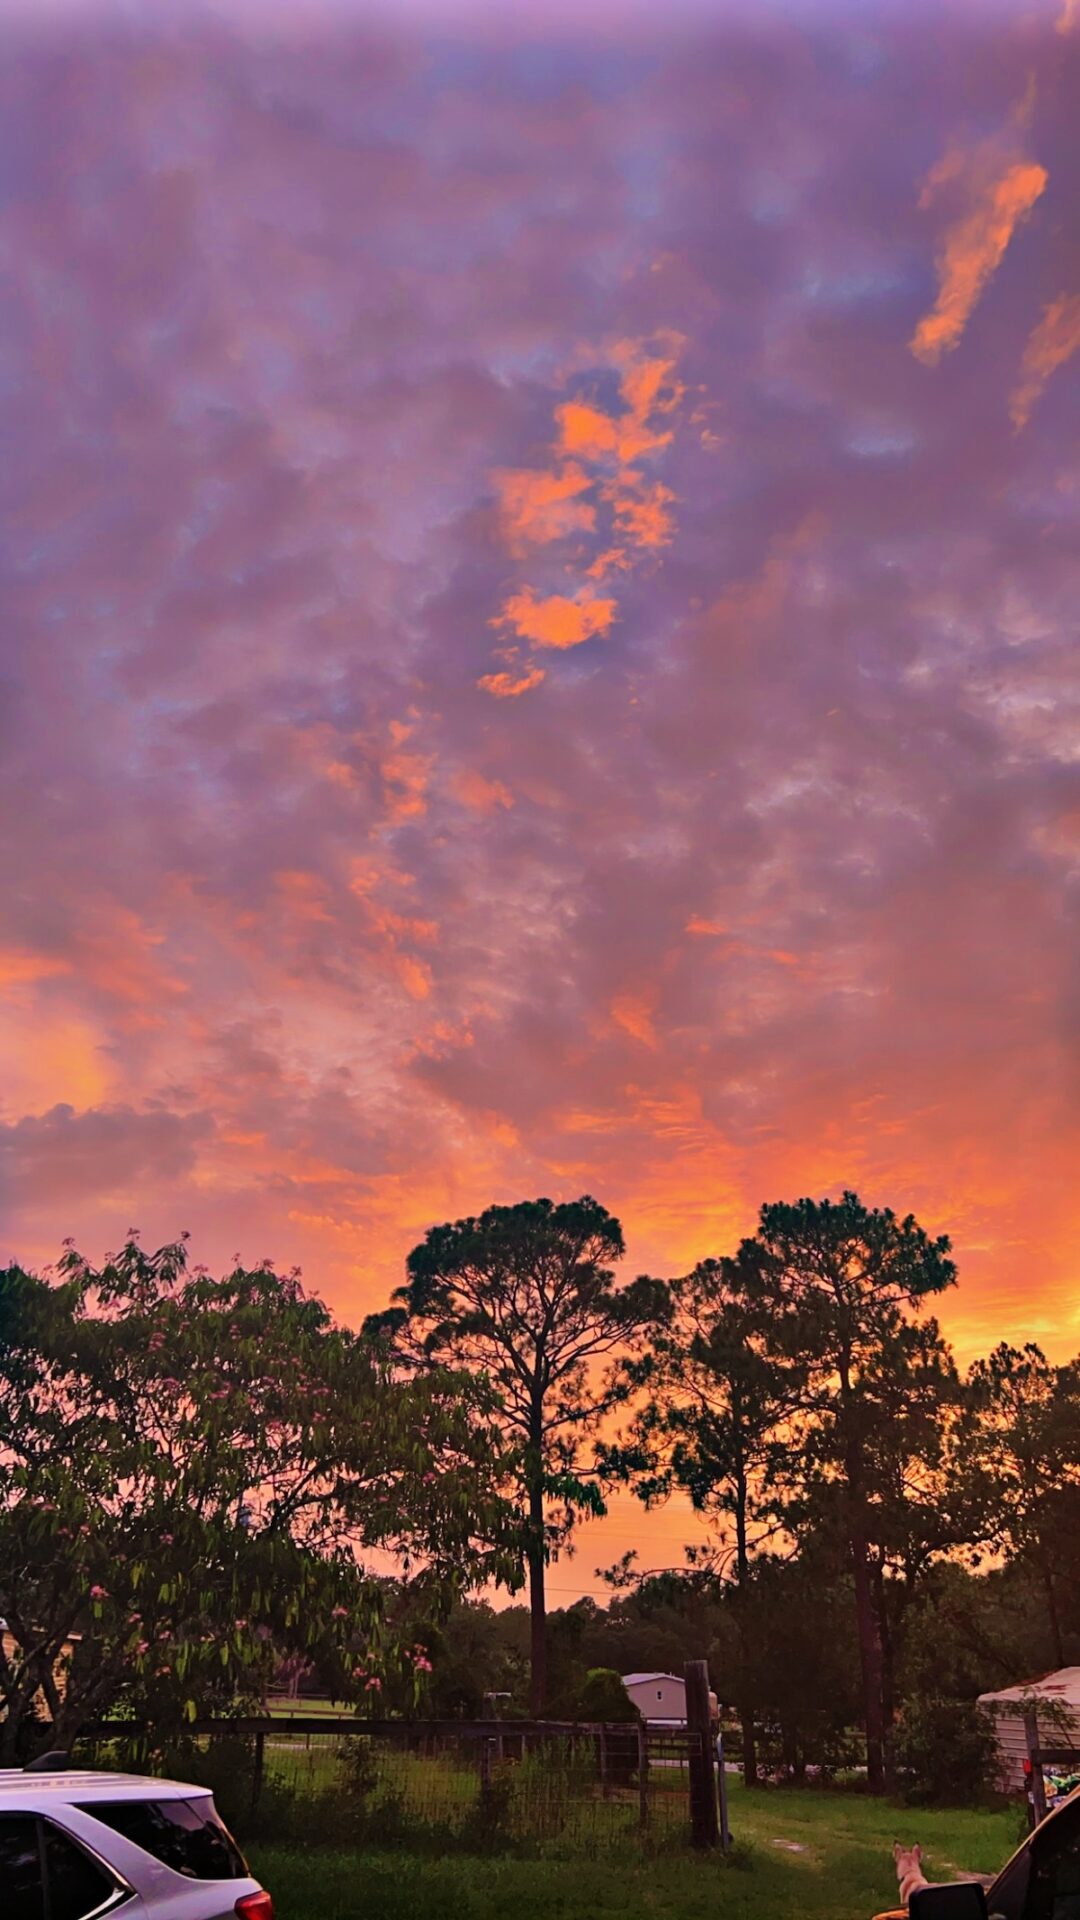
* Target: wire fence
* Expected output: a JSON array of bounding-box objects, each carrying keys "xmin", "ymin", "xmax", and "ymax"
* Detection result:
[{"xmin": 73, "ymin": 1715, "xmax": 708, "ymax": 1857}]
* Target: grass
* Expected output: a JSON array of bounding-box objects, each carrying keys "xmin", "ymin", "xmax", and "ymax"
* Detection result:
[{"xmin": 249, "ymin": 1778, "xmax": 1027, "ymax": 1920}]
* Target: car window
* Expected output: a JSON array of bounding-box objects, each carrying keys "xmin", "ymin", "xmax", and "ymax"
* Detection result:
[
  {"xmin": 76, "ymin": 1798, "xmax": 247, "ymax": 1881},
  {"xmin": 1031, "ymin": 1798, "xmax": 1080, "ymax": 1919},
  {"xmin": 42, "ymin": 1824, "xmax": 118, "ymax": 1920},
  {"xmin": 0, "ymin": 1814, "xmax": 45, "ymax": 1920}
]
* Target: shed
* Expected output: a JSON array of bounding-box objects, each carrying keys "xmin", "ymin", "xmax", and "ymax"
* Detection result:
[
  {"xmin": 621, "ymin": 1671, "xmax": 719, "ymax": 1728},
  {"xmin": 978, "ymin": 1668, "xmax": 1080, "ymax": 1793}
]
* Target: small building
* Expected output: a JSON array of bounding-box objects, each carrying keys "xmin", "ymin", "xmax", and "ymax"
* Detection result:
[
  {"xmin": 621, "ymin": 1671, "xmax": 719, "ymax": 1728},
  {"xmin": 978, "ymin": 1668, "xmax": 1080, "ymax": 1793}
]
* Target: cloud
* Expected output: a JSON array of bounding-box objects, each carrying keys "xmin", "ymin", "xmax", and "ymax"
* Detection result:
[
  {"xmin": 0, "ymin": 1103, "xmax": 212, "ymax": 1211},
  {"xmin": 476, "ymin": 332, "xmax": 687, "ymax": 686},
  {"xmin": 608, "ymin": 478, "xmax": 677, "ymax": 552},
  {"xmin": 1058, "ymin": 0, "xmax": 1079, "ymax": 32},
  {"xmin": 911, "ymin": 146, "xmax": 1048, "ymax": 365},
  {"xmin": 494, "ymin": 587, "xmax": 618, "ymax": 650},
  {"xmin": 477, "ymin": 666, "xmax": 547, "ymax": 698},
  {"xmin": 494, "ymin": 463, "xmax": 596, "ymax": 551},
  {"xmin": 453, "ymin": 770, "xmax": 515, "ymax": 813},
  {"xmin": 2, "ymin": 13, "xmax": 1079, "ymax": 1567},
  {"xmin": 1010, "ymin": 292, "xmax": 1080, "ymax": 427}
]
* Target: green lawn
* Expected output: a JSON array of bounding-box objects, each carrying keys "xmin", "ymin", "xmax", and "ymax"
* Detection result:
[{"xmin": 250, "ymin": 1779, "xmax": 1026, "ymax": 1920}]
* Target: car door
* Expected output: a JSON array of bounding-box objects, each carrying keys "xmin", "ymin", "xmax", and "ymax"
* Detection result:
[
  {"xmin": 1024, "ymin": 1796, "xmax": 1080, "ymax": 1919},
  {"xmin": 988, "ymin": 1798, "xmax": 1080, "ymax": 1920}
]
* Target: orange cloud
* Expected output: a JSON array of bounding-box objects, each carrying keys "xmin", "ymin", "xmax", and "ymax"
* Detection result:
[
  {"xmin": 1058, "ymin": 0, "xmax": 1078, "ymax": 31},
  {"xmin": 381, "ymin": 720, "xmax": 432, "ymax": 821},
  {"xmin": 275, "ymin": 869, "xmax": 334, "ymax": 923},
  {"xmin": 610, "ymin": 993, "xmax": 659, "ymax": 1049},
  {"xmin": 609, "ymin": 478, "xmax": 677, "ymax": 551},
  {"xmin": 1010, "ymin": 292, "xmax": 1080, "ymax": 427},
  {"xmin": 453, "ymin": 769, "xmax": 514, "ymax": 814},
  {"xmin": 555, "ymin": 400, "xmax": 670, "ymax": 467},
  {"xmin": 479, "ymin": 332, "xmax": 686, "ymax": 688},
  {"xmin": 911, "ymin": 151, "xmax": 1048, "ymax": 365},
  {"xmin": 611, "ymin": 334, "xmax": 685, "ymax": 424},
  {"xmin": 0, "ymin": 949, "xmax": 71, "ymax": 989},
  {"xmin": 495, "ymin": 587, "xmax": 617, "ymax": 651},
  {"xmin": 0, "ymin": 1010, "xmax": 111, "ymax": 1115},
  {"xmin": 494, "ymin": 463, "xmax": 595, "ymax": 551},
  {"xmin": 477, "ymin": 665, "xmax": 546, "ymax": 698}
]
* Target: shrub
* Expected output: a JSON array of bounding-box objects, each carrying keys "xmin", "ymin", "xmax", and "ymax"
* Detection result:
[{"xmin": 892, "ymin": 1693, "xmax": 997, "ymax": 1805}]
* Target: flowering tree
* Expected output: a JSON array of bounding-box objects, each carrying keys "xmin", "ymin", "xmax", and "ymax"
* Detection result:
[{"xmin": 0, "ymin": 1235, "xmax": 516, "ymax": 1761}]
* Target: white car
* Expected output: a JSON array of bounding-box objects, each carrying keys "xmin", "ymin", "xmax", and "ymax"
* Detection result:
[{"xmin": 0, "ymin": 1763, "xmax": 272, "ymax": 1920}]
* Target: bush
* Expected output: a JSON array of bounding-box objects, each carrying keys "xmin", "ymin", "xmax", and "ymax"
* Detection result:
[
  {"xmin": 572, "ymin": 1669, "xmax": 638, "ymax": 1723},
  {"xmin": 892, "ymin": 1694, "xmax": 997, "ymax": 1805}
]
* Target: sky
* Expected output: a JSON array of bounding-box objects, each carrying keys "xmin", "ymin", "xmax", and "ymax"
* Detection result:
[{"xmin": 2, "ymin": 0, "xmax": 1078, "ymax": 1597}]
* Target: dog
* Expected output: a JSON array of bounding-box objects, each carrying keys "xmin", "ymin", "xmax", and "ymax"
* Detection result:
[{"xmin": 894, "ymin": 1841, "xmax": 930, "ymax": 1906}]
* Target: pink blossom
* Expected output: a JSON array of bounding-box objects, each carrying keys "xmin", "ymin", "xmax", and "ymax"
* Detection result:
[
  {"xmin": 161, "ymin": 1534, "xmax": 174, "ymax": 1546},
  {"xmin": 414, "ymin": 1656, "xmax": 433, "ymax": 1673},
  {"xmin": 136, "ymin": 1641, "xmax": 150, "ymax": 1655},
  {"xmin": 365, "ymin": 1677, "xmax": 382, "ymax": 1692},
  {"xmin": 89, "ymin": 1584, "xmax": 108, "ymax": 1600},
  {"xmin": 331, "ymin": 1607, "xmax": 349, "ymax": 1620},
  {"xmin": 234, "ymin": 1619, "xmax": 248, "ymax": 1630}
]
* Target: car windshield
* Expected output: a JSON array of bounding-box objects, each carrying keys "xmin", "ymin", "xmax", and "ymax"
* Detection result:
[{"xmin": 75, "ymin": 1798, "xmax": 248, "ymax": 1882}]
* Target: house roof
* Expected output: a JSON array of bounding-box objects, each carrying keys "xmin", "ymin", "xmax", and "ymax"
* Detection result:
[
  {"xmin": 621, "ymin": 1672, "xmax": 682, "ymax": 1687},
  {"xmin": 978, "ymin": 1668, "xmax": 1080, "ymax": 1710}
]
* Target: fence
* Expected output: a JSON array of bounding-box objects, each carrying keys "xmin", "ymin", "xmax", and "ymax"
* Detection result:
[
  {"xmin": 73, "ymin": 1713, "xmax": 719, "ymax": 1858},
  {"xmin": 1022, "ymin": 1709, "xmax": 1080, "ymax": 1828}
]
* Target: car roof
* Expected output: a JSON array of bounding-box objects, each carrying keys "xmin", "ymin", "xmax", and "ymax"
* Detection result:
[{"xmin": 0, "ymin": 1770, "xmax": 207, "ymax": 1800}]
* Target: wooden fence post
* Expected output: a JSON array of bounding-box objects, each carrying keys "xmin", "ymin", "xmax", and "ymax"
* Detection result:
[
  {"xmin": 638, "ymin": 1722, "xmax": 649, "ymax": 1829},
  {"xmin": 1024, "ymin": 1709, "xmax": 1048, "ymax": 1826},
  {"xmin": 685, "ymin": 1660, "xmax": 719, "ymax": 1849},
  {"xmin": 598, "ymin": 1723, "xmax": 610, "ymax": 1797}
]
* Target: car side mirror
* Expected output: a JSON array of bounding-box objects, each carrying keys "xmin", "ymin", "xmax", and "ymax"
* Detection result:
[{"xmin": 909, "ymin": 1887, "xmax": 988, "ymax": 1919}]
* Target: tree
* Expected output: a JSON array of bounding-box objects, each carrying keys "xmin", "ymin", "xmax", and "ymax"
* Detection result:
[
  {"xmin": 611, "ymin": 1252, "xmax": 793, "ymax": 1783},
  {"xmin": 367, "ymin": 1197, "xmax": 667, "ymax": 1710},
  {"xmin": 736, "ymin": 1191, "xmax": 957, "ymax": 1791},
  {"xmin": 962, "ymin": 1344, "xmax": 1080, "ymax": 1667},
  {"xmin": 0, "ymin": 1235, "xmax": 515, "ymax": 1758}
]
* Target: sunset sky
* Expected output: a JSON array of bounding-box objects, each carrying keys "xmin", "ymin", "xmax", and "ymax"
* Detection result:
[{"xmin": 2, "ymin": 0, "xmax": 1078, "ymax": 1595}]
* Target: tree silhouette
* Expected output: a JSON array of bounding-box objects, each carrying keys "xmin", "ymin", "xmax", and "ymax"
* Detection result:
[
  {"xmin": 736, "ymin": 1191, "xmax": 956, "ymax": 1790},
  {"xmin": 368, "ymin": 1196, "xmax": 667, "ymax": 1710}
]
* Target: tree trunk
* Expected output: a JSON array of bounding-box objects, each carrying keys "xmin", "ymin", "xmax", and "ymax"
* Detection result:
[
  {"xmin": 850, "ymin": 1524, "xmax": 886, "ymax": 1791},
  {"xmin": 734, "ymin": 1474, "xmax": 759, "ymax": 1786},
  {"xmin": 527, "ymin": 1440, "xmax": 547, "ymax": 1713},
  {"xmin": 873, "ymin": 1560, "xmax": 897, "ymax": 1790},
  {"xmin": 1041, "ymin": 1554, "xmax": 1065, "ymax": 1669}
]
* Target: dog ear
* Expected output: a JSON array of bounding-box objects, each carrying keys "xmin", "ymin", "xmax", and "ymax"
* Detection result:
[
  {"xmin": 913, "ymin": 1845, "xmax": 922, "ymax": 1862},
  {"xmin": 893, "ymin": 1842, "xmax": 901, "ymax": 1859}
]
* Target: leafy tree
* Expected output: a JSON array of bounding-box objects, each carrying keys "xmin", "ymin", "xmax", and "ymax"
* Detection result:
[
  {"xmin": 736, "ymin": 1191, "xmax": 957, "ymax": 1790},
  {"xmin": 961, "ymin": 1343, "xmax": 1080, "ymax": 1667},
  {"xmin": 367, "ymin": 1197, "xmax": 667, "ymax": 1709},
  {"xmin": 891, "ymin": 1691, "xmax": 996, "ymax": 1805},
  {"xmin": 0, "ymin": 1235, "xmax": 515, "ymax": 1759},
  {"xmin": 610, "ymin": 1252, "xmax": 793, "ymax": 1783}
]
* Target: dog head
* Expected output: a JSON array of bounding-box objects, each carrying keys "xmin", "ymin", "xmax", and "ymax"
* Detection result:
[{"xmin": 894, "ymin": 1842, "xmax": 922, "ymax": 1878}]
